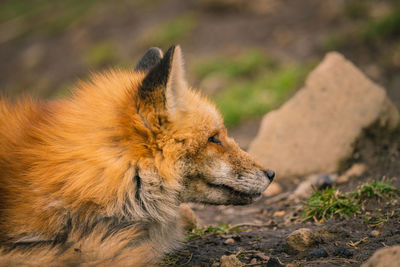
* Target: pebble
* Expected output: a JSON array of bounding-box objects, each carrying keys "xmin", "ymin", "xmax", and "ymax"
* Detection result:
[
  {"xmin": 316, "ymin": 174, "xmax": 335, "ymax": 189},
  {"xmin": 336, "ymin": 163, "xmax": 367, "ymax": 184},
  {"xmin": 289, "ymin": 173, "xmax": 337, "ymax": 202},
  {"xmin": 286, "ymin": 228, "xmax": 315, "ymax": 251},
  {"xmin": 273, "ymin": 210, "xmax": 286, "ymax": 217},
  {"xmin": 262, "ymin": 182, "xmax": 283, "ymax": 197},
  {"xmin": 309, "ymin": 248, "xmax": 328, "ymax": 258},
  {"xmin": 370, "ymin": 230, "xmax": 380, "ymax": 237},
  {"xmin": 220, "ymin": 255, "xmax": 244, "ymax": 267},
  {"xmin": 333, "ymin": 246, "xmax": 354, "ymax": 258},
  {"xmin": 224, "ymin": 238, "xmax": 235, "ymax": 245}
]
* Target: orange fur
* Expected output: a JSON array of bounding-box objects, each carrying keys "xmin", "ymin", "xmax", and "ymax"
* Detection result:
[{"xmin": 0, "ymin": 46, "xmax": 273, "ymax": 266}]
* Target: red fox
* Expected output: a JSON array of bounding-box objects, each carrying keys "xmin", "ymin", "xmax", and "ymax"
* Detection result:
[{"xmin": 0, "ymin": 45, "xmax": 274, "ymax": 266}]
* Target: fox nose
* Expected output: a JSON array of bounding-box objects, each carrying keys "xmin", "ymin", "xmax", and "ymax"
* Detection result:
[{"xmin": 264, "ymin": 169, "xmax": 275, "ymax": 182}]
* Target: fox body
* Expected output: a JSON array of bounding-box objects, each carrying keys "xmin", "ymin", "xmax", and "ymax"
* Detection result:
[{"xmin": 0, "ymin": 46, "xmax": 273, "ymax": 266}]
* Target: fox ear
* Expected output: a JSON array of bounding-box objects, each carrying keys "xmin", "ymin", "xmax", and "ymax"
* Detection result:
[
  {"xmin": 135, "ymin": 47, "xmax": 163, "ymax": 72},
  {"xmin": 139, "ymin": 45, "xmax": 187, "ymax": 116}
]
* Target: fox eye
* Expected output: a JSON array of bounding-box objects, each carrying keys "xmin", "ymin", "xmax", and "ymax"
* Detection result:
[{"xmin": 208, "ymin": 136, "xmax": 222, "ymax": 146}]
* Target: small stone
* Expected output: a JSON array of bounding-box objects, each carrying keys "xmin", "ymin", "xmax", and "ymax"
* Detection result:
[
  {"xmin": 336, "ymin": 163, "xmax": 367, "ymax": 184},
  {"xmin": 262, "ymin": 182, "xmax": 283, "ymax": 197},
  {"xmin": 250, "ymin": 258, "xmax": 258, "ymax": 264},
  {"xmin": 287, "ymin": 228, "xmax": 315, "ymax": 251},
  {"xmin": 362, "ymin": 245, "xmax": 400, "ymax": 267},
  {"xmin": 211, "ymin": 263, "xmax": 219, "ymax": 267},
  {"xmin": 309, "ymin": 248, "xmax": 328, "ymax": 258},
  {"xmin": 370, "ymin": 230, "xmax": 380, "ymax": 237},
  {"xmin": 223, "ymin": 207, "xmax": 236, "ymax": 215},
  {"xmin": 224, "ymin": 238, "xmax": 235, "ymax": 245},
  {"xmin": 220, "ymin": 255, "xmax": 244, "ymax": 267},
  {"xmin": 289, "ymin": 173, "xmax": 336, "ymax": 202},
  {"xmin": 333, "ymin": 246, "xmax": 354, "ymax": 258},
  {"xmin": 273, "ymin": 210, "xmax": 286, "ymax": 217},
  {"xmin": 316, "ymin": 174, "xmax": 335, "ymax": 189}
]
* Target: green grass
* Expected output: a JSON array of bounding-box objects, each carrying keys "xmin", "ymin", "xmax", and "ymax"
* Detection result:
[
  {"xmin": 85, "ymin": 42, "xmax": 118, "ymax": 67},
  {"xmin": 302, "ymin": 187, "xmax": 360, "ymax": 222},
  {"xmin": 355, "ymin": 177, "xmax": 400, "ymax": 199},
  {"xmin": 193, "ymin": 50, "xmax": 274, "ymax": 80},
  {"xmin": 193, "ymin": 50, "xmax": 311, "ymax": 127},
  {"xmin": 186, "ymin": 223, "xmax": 241, "ymax": 241},
  {"xmin": 217, "ymin": 65, "xmax": 309, "ymax": 127},
  {"xmin": 362, "ymin": 5, "xmax": 400, "ymax": 42},
  {"xmin": 302, "ymin": 178, "xmax": 400, "ymax": 222},
  {"xmin": 162, "ymin": 254, "xmax": 182, "ymax": 267},
  {"xmin": 323, "ymin": 3, "xmax": 400, "ymax": 51},
  {"xmin": 0, "ymin": 0, "xmax": 98, "ymax": 39},
  {"xmin": 146, "ymin": 14, "xmax": 196, "ymax": 48},
  {"xmin": 0, "ymin": 0, "xmax": 48, "ymax": 24},
  {"xmin": 364, "ymin": 215, "xmax": 388, "ymax": 226},
  {"xmin": 344, "ymin": 0, "xmax": 370, "ymax": 19}
]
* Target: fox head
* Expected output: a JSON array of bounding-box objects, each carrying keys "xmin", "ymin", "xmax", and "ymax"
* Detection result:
[{"xmin": 133, "ymin": 45, "xmax": 274, "ymax": 206}]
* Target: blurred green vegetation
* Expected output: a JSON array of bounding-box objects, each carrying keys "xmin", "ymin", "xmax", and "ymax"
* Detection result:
[
  {"xmin": 323, "ymin": 2, "xmax": 400, "ymax": 51},
  {"xmin": 145, "ymin": 14, "xmax": 196, "ymax": 48},
  {"xmin": 362, "ymin": 4, "xmax": 400, "ymax": 42},
  {"xmin": 0, "ymin": 0, "xmax": 98, "ymax": 38},
  {"xmin": 85, "ymin": 42, "xmax": 118, "ymax": 67},
  {"xmin": 193, "ymin": 50, "xmax": 312, "ymax": 127},
  {"xmin": 343, "ymin": 0, "xmax": 370, "ymax": 19},
  {"xmin": 194, "ymin": 50, "xmax": 274, "ymax": 80}
]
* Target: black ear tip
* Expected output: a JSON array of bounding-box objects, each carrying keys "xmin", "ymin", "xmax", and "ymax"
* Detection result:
[
  {"xmin": 164, "ymin": 45, "xmax": 176, "ymax": 58},
  {"xmin": 135, "ymin": 47, "xmax": 164, "ymax": 72}
]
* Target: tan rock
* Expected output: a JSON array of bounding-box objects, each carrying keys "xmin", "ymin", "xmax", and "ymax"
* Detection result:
[
  {"xmin": 273, "ymin": 210, "xmax": 285, "ymax": 217},
  {"xmin": 336, "ymin": 163, "xmax": 367, "ymax": 184},
  {"xmin": 289, "ymin": 173, "xmax": 336, "ymax": 202},
  {"xmin": 220, "ymin": 255, "xmax": 244, "ymax": 267},
  {"xmin": 287, "ymin": 228, "xmax": 315, "ymax": 252},
  {"xmin": 224, "ymin": 238, "xmax": 235, "ymax": 245},
  {"xmin": 262, "ymin": 182, "xmax": 282, "ymax": 197},
  {"xmin": 362, "ymin": 246, "xmax": 400, "ymax": 267},
  {"xmin": 179, "ymin": 204, "xmax": 198, "ymax": 231},
  {"xmin": 370, "ymin": 230, "xmax": 380, "ymax": 237},
  {"xmin": 249, "ymin": 52, "xmax": 399, "ymax": 179}
]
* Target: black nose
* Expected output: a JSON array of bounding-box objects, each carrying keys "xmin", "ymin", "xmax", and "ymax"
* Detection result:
[{"xmin": 264, "ymin": 169, "xmax": 275, "ymax": 182}]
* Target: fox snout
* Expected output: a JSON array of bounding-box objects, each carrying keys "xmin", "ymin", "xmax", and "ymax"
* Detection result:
[{"xmin": 264, "ymin": 169, "xmax": 275, "ymax": 182}]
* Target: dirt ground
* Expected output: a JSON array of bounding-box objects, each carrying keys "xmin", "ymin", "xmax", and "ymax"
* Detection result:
[{"xmin": 1, "ymin": 0, "xmax": 400, "ymax": 266}]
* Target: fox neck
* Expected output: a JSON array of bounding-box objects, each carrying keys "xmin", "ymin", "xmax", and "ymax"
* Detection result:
[{"xmin": 113, "ymin": 166, "xmax": 182, "ymax": 224}]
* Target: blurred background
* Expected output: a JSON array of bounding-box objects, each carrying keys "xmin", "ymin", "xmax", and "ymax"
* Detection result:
[{"xmin": 1, "ymin": 0, "xmax": 399, "ymax": 148}]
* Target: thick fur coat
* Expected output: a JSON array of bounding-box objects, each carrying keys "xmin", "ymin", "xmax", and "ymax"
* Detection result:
[{"xmin": 0, "ymin": 46, "xmax": 273, "ymax": 266}]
